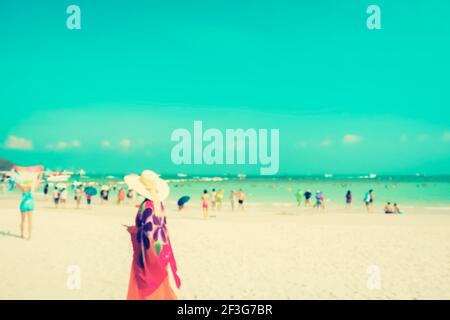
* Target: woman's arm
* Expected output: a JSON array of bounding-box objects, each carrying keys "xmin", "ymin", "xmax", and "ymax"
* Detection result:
[{"xmin": 14, "ymin": 181, "xmax": 25, "ymax": 193}]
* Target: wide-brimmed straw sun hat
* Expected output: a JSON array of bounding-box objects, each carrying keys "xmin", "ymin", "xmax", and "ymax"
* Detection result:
[{"xmin": 124, "ymin": 170, "xmax": 169, "ymax": 202}]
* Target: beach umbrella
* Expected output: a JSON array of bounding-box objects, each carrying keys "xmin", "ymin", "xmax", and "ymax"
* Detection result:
[
  {"xmin": 84, "ymin": 186, "xmax": 97, "ymax": 196},
  {"xmin": 177, "ymin": 195, "xmax": 190, "ymax": 206}
]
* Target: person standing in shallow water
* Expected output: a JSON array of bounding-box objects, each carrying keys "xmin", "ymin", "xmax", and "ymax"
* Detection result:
[{"xmin": 124, "ymin": 170, "xmax": 181, "ymax": 300}]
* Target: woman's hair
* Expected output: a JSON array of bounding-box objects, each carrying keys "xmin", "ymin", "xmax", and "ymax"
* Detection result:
[{"xmin": 203, "ymin": 189, "xmax": 208, "ymax": 194}]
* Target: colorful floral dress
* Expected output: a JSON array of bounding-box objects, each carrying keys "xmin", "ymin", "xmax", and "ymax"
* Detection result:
[{"xmin": 127, "ymin": 199, "xmax": 181, "ymax": 300}]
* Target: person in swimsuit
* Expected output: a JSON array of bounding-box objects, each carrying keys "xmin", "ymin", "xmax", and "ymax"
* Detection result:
[
  {"xmin": 364, "ymin": 189, "xmax": 374, "ymax": 212},
  {"xmin": 75, "ymin": 186, "xmax": 83, "ymax": 209},
  {"xmin": 13, "ymin": 180, "xmax": 38, "ymax": 240},
  {"xmin": 211, "ymin": 188, "xmax": 217, "ymax": 210},
  {"xmin": 346, "ymin": 190, "xmax": 352, "ymax": 208},
  {"xmin": 304, "ymin": 189, "xmax": 312, "ymax": 206},
  {"xmin": 229, "ymin": 190, "xmax": 235, "ymax": 211},
  {"xmin": 201, "ymin": 189, "xmax": 209, "ymax": 219},
  {"xmin": 314, "ymin": 190, "xmax": 325, "ymax": 210},
  {"xmin": 237, "ymin": 189, "xmax": 245, "ymax": 211},
  {"xmin": 53, "ymin": 186, "xmax": 60, "ymax": 208}
]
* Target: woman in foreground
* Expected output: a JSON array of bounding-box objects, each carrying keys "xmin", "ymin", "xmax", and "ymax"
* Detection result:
[
  {"xmin": 124, "ymin": 170, "xmax": 181, "ymax": 300},
  {"xmin": 9, "ymin": 166, "xmax": 43, "ymax": 240}
]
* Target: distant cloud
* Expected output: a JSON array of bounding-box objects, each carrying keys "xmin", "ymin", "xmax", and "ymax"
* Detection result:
[
  {"xmin": 319, "ymin": 138, "xmax": 333, "ymax": 147},
  {"xmin": 342, "ymin": 134, "xmax": 362, "ymax": 144},
  {"xmin": 4, "ymin": 135, "xmax": 33, "ymax": 151},
  {"xmin": 120, "ymin": 139, "xmax": 131, "ymax": 150},
  {"xmin": 46, "ymin": 140, "xmax": 81, "ymax": 151},
  {"xmin": 71, "ymin": 140, "xmax": 81, "ymax": 148},
  {"xmin": 443, "ymin": 132, "xmax": 450, "ymax": 142},
  {"xmin": 101, "ymin": 140, "xmax": 112, "ymax": 148}
]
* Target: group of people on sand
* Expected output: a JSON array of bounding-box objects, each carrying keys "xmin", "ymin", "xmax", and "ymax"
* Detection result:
[
  {"xmin": 384, "ymin": 202, "xmax": 402, "ymax": 214},
  {"xmin": 295, "ymin": 189, "xmax": 326, "ymax": 209},
  {"xmin": 294, "ymin": 188, "xmax": 403, "ymax": 214},
  {"xmin": 42, "ymin": 182, "xmax": 137, "ymax": 209},
  {"xmin": 200, "ymin": 188, "xmax": 245, "ymax": 218}
]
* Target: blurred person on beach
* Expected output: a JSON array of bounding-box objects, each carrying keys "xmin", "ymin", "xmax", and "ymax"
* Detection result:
[
  {"xmin": 127, "ymin": 189, "xmax": 135, "ymax": 206},
  {"xmin": 60, "ymin": 188, "xmax": 68, "ymax": 208},
  {"xmin": 216, "ymin": 189, "xmax": 224, "ymax": 211},
  {"xmin": 346, "ymin": 190, "xmax": 352, "ymax": 208},
  {"xmin": 86, "ymin": 193, "xmax": 93, "ymax": 208},
  {"xmin": 201, "ymin": 189, "xmax": 209, "ymax": 218},
  {"xmin": 43, "ymin": 183, "xmax": 49, "ymax": 200},
  {"xmin": 295, "ymin": 189, "xmax": 303, "ymax": 206},
  {"xmin": 118, "ymin": 188, "xmax": 126, "ymax": 205},
  {"xmin": 9, "ymin": 166, "xmax": 43, "ymax": 240},
  {"xmin": 75, "ymin": 186, "xmax": 83, "ymax": 209},
  {"xmin": 238, "ymin": 189, "xmax": 245, "ymax": 211},
  {"xmin": 394, "ymin": 203, "xmax": 403, "ymax": 214},
  {"xmin": 53, "ymin": 186, "xmax": 60, "ymax": 208},
  {"xmin": 314, "ymin": 190, "xmax": 325, "ymax": 210},
  {"xmin": 123, "ymin": 170, "xmax": 181, "ymax": 299},
  {"xmin": 364, "ymin": 189, "xmax": 374, "ymax": 212},
  {"xmin": 229, "ymin": 190, "xmax": 236, "ymax": 211},
  {"xmin": 211, "ymin": 188, "xmax": 217, "ymax": 210},
  {"xmin": 384, "ymin": 202, "xmax": 395, "ymax": 214},
  {"xmin": 100, "ymin": 187, "xmax": 109, "ymax": 204},
  {"xmin": 304, "ymin": 189, "xmax": 312, "ymax": 206}
]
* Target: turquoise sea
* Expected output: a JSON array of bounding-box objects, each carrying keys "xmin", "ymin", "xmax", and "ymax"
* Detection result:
[{"xmin": 35, "ymin": 174, "xmax": 450, "ymax": 207}]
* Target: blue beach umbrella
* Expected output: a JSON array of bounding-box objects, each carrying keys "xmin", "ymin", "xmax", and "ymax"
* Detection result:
[
  {"xmin": 84, "ymin": 186, "xmax": 97, "ymax": 196},
  {"xmin": 177, "ymin": 196, "xmax": 190, "ymax": 206}
]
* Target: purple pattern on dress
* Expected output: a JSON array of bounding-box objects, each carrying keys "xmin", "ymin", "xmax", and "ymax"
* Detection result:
[
  {"xmin": 152, "ymin": 214, "xmax": 168, "ymax": 243},
  {"xmin": 135, "ymin": 206, "xmax": 153, "ymax": 268}
]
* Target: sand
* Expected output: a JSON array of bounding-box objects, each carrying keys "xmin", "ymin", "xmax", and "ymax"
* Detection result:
[{"xmin": 1, "ymin": 193, "xmax": 450, "ymax": 299}]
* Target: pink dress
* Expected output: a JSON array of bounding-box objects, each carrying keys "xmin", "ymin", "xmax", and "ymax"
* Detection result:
[{"xmin": 127, "ymin": 200, "xmax": 181, "ymax": 300}]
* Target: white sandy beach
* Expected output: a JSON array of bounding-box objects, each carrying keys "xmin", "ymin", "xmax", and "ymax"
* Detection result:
[{"xmin": 1, "ymin": 193, "xmax": 450, "ymax": 300}]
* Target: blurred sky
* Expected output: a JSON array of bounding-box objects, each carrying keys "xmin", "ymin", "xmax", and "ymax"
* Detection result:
[{"xmin": 1, "ymin": 0, "xmax": 449, "ymax": 175}]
